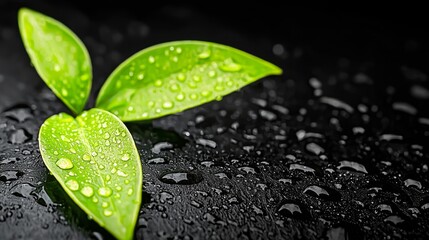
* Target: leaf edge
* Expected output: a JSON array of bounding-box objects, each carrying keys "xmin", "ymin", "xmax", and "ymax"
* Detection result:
[
  {"xmin": 18, "ymin": 7, "xmax": 93, "ymax": 114},
  {"xmin": 38, "ymin": 108, "xmax": 142, "ymax": 240}
]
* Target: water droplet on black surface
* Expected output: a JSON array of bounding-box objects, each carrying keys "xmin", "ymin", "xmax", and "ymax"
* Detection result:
[
  {"xmin": 337, "ymin": 161, "xmax": 368, "ymax": 174},
  {"xmin": 3, "ymin": 105, "xmax": 33, "ymax": 122},
  {"xmin": 277, "ymin": 200, "xmax": 311, "ymax": 219},
  {"xmin": 203, "ymin": 212, "xmax": 227, "ymax": 226},
  {"xmin": 0, "ymin": 170, "xmax": 23, "ymax": 181},
  {"xmin": 152, "ymin": 142, "xmax": 173, "ymax": 154},
  {"xmin": 11, "ymin": 183, "xmax": 36, "ymax": 198},
  {"xmin": 8, "ymin": 129, "xmax": 31, "ymax": 144},
  {"xmin": 196, "ymin": 138, "xmax": 217, "ymax": 148},
  {"xmin": 304, "ymin": 185, "xmax": 341, "ymax": 201},
  {"xmin": 404, "ymin": 179, "xmax": 422, "ymax": 189},
  {"xmin": 305, "ymin": 142, "xmax": 324, "ymax": 155},
  {"xmin": 148, "ymin": 157, "xmax": 166, "ymax": 164},
  {"xmin": 289, "ymin": 164, "xmax": 316, "ymax": 175},
  {"xmin": 376, "ymin": 204, "xmax": 393, "ymax": 214},
  {"xmin": 159, "ymin": 171, "xmax": 203, "ymax": 185}
]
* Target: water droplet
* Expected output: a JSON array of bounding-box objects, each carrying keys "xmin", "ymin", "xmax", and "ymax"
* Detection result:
[
  {"xmin": 384, "ymin": 215, "xmax": 405, "ymax": 225},
  {"xmin": 404, "ymin": 179, "xmax": 422, "ymax": 189},
  {"xmin": 377, "ymin": 204, "xmax": 393, "ymax": 213},
  {"xmin": 203, "ymin": 212, "xmax": 227, "ymax": 226},
  {"xmin": 337, "ymin": 161, "xmax": 368, "ymax": 174},
  {"xmin": 259, "ymin": 109, "xmax": 277, "ymax": 121},
  {"xmin": 54, "ymin": 64, "xmax": 61, "ymax": 72},
  {"xmin": 176, "ymin": 93, "xmax": 185, "ymax": 101},
  {"xmin": 152, "ymin": 142, "xmax": 173, "ymax": 154},
  {"xmin": 219, "ymin": 59, "xmax": 242, "ymax": 72},
  {"xmin": 8, "ymin": 129, "xmax": 31, "ymax": 144},
  {"xmin": 137, "ymin": 73, "xmax": 144, "ymax": 80},
  {"xmin": 81, "ymin": 186, "xmax": 94, "ymax": 197},
  {"xmin": 190, "ymin": 200, "xmax": 202, "ymax": 208},
  {"xmin": 80, "ymin": 74, "xmax": 89, "ymax": 81},
  {"xmin": 198, "ymin": 49, "xmax": 211, "ymax": 59},
  {"xmin": 117, "ymin": 170, "xmax": 128, "ymax": 177},
  {"xmin": 193, "ymin": 75, "xmax": 202, "ymax": 82},
  {"xmin": 60, "ymin": 135, "xmax": 71, "ymax": 142},
  {"xmin": 127, "ymin": 188, "xmax": 133, "ymax": 195},
  {"xmin": 56, "ymin": 158, "xmax": 73, "ymax": 170},
  {"xmin": 66, "ymin": 179, "xmax": 79, "ymax": 191},
  {"xmin": 104, "ymin": 133, "xmax": 110, "ymax": 140},
  {"xmin": 11, "ymin": 183, "xmax": 36, "ymax": 198},
  {"xmin": 98, "ymin": 187, "xmax": 112, "ymax": 197},
  {"xmin": 121, "ymin": 153, "xmax": 130, "ymax": 161},
  {"xmin": 208, "ymin": 70, "xmax": 216, "ymax": 78},
  {"xmin": 0, "ymin": 170, "xmax": 23, "ymax": 182},
  {"xmin": 177, "ymin": 73, "xmax": 186, "ymax": 81},
  {"xmin": 148, "ymin": 56, "xmax": 155, "ymax": 63},
  {"xmin": 162, "ymin": 101, "xmax": 174, "ymax": 109},
  {"xmin": 320, "ymin": 97, "xmax": 354, "ymax": 113},
  {"xmin": 289, "ymin": 164, "xmax": 316, "ymax": 174},
  {"xmin": 277, "ymin": 200, "xmax": 311, "ymax": 219},
  {"xmin": 154, "ymin": 79, "xmax": 163, "ymax": 87},
  {"xmin": 61, "ymin": 88, "xmax": 68, "ymax": 96},
  {"xmin": 238, "ymin": 166, "xmax": 256, "ymax": 174},
  {"xmin": 82, "ymin": 154, "xmax": 91, "ymax": 161},
  {"xmin": 103, "ymin": 209, "xmax": 113, "ymax": 217},
  {"xmin": 159, "ymin": 171, "xmax": 203, "ymax": 185},
  {"xmin": 148, "ymin": 157, "xmax": 166, "ymax": 164},
  {"xmin": 392, "ymin": 102, "xmax": 417, "ymax": 115},
  {"xmin": 305, "ymin": 142, "xmax": 325, "ymax": 155},
  {"xmin": 380, "ymin": 134, "xmax": 403, "ymax": 141},
  {"xmin": 196, "ymin": 138, "xmax": 217, "ymax": 148},
  {"xmin": 304, "ymin": 185, "xmax": 341, "ymax": 201}
]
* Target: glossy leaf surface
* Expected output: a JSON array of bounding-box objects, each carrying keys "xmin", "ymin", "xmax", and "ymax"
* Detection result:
[
  {"xmin": 39, "ymin": 108, "xmax": 142, "ymax": 240},
  {"xmin": 19, "ymin": 8, "xmax": 92, "ymax": 114},
  {"xmin": 96, "ymin": 41, "xmax": 282, "ymax": 121}
]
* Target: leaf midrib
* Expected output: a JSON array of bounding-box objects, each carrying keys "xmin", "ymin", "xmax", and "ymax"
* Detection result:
[{"xmin": 75, "ymin": 117, "xmax": 120, "ymax": 230}]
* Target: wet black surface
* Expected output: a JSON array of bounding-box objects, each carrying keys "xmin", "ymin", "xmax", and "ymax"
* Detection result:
[{"xmin": 1, "ymin": 1, "xmax": 429, "ymax": 239}]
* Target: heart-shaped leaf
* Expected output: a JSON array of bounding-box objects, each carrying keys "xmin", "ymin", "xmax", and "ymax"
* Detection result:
[
  {"xmin": 18, "ymin": 8, "xmax": 92, "ymax": 114},
  {"xmin": 39, "ymin": 108, "xmax": 142, "ymax": 240},
  {"xmin": 96, "ymin": 41, "xmax": 282, "ymax": 121}
]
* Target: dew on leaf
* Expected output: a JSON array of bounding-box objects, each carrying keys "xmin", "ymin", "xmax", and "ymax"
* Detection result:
[
  {"xmin": 98, "ymin": 187, "xmax": 113, "ymax": 197},
  {"xmin": 81, "ymin": 186, "xmax": 94, "ymax": 197},
  {"xmin": 55, "ymin": 158, "xmax": 73, "ymax": 170},
  {"xmin": 65, "ymin": 179, "xmax": 79, "ymax": 191},
  {"xmin": 121, "ymin": 153, "xmax": 130, "ymax": 161}
]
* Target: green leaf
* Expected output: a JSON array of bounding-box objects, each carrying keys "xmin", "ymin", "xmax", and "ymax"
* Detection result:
[
  {"xmin": 96, "ymin": 41, "xmax": 282, "ymax": 121},
  {"xmin": 39, "ymin": 108, "xmax": 142, "ymax": 240},
  {"xmin": 18, "ymin": 8, "xmax": 92, "ymax": 114}
]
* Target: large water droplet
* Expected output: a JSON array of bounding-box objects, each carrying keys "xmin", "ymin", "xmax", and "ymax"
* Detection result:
[
  {"xmin": 8, "ymin": 129, "xmax": 31, "ymax": 144},
  {"xmin": 303, "ymin": 185, "xmax": 341, "ymax": 201},
  {"xmin": 103, "ymin": 209, "xmax": 113, "ymax": 217},
  {"xmin": 81, "ymin": 186, "xmax": 94, "ymax": 197},
  {"xmin": 219, "ymin": 59, "xmax": 242, "ymax": 72},
  {"xmin": 66, "ymin": 179, "xmax": 79, "ymax": 191},
  {"xmin": 162, "ymin": 101, "xmax": 174, "ymax": 109},
  {"xmin": 320, "ymin": 97, "xmax": 354, "ymax": 113},
  {"xmin": 277, "ymin": 200, "xmax": 311, "ymax": 219},
  {"xmin": 289, "ymin": 164, "xmax": 316, "ymax": 175},
  {"xmin": 98, "ymin": 187, "xmax": 113, "ymax": 197},
  {"xmin": 198, "ymin": 49, "xmax": 211, "ymax": 59},
  {"xmin": 404, "ymin": 179, "xmax": 422, "ymax": 189},
  {"xmin": 55, "ymin": 158, "xmax": 73, "ymax": 170},
  {"xmin": 337, "ymin": 161, "xmax": 368, "ymax": 174},
  {"xmin": 159, "ymin": 171, "xmax": 203, "ymax": 185},
  {"xmin": 0, "ymin": 170, "xmax": 23, "ymax": 182}
]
